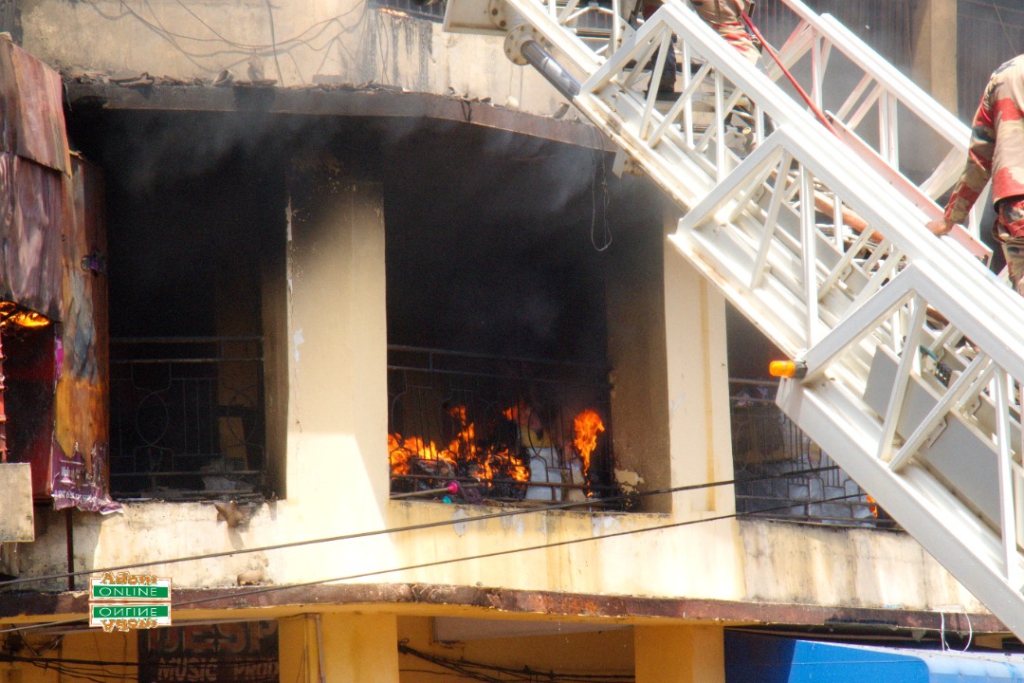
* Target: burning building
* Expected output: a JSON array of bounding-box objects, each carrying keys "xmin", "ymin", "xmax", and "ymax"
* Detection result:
[{"xmin": 0, "ymin": 1, "xmax": 1018, "ymax": 683}]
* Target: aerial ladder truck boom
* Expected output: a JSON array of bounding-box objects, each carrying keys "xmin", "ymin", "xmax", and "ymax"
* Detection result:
[{"xmin": 446, "ymin": 0, "xmax": 1024, "ymax": 640}]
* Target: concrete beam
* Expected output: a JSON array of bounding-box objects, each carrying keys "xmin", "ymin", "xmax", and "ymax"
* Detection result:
[
  {"xmin": 65, "ymin": 82, "xmax": 614, "ymax": 151},
  {"xmin": 0, "ymin": 581, "xmax": 1004, "ymax": 635}
]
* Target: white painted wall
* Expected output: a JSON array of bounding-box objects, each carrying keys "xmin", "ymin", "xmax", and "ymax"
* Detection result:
[{"xmin": 20, "ymin": 0, "xmax": 564, "ymax": 116}]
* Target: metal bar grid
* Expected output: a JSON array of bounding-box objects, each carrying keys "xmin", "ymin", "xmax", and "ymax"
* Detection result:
[
  {"xmin": 387, "ymin": 346, "xmax": 617, "ymax": 506},
  {"xmin": 370, "ymin": 0, "xmax": 446, "ymax": 21},
  {"xmin": 729, "ymin": 379, "xmax": 893, "ymax": 528},
  {"xmin": 109, "ymin": 337, "xmax": 266, "ymax": 499}
]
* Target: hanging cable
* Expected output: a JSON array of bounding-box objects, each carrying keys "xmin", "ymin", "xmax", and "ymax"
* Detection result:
[
  {"xmin": 737, "ymin": 7, "xmax": 839, "ymax": 136},
  {"xmin": 0, "ymin": 492, "xmax": 864, "ymax": 636},
  {"xmin": 169, "ymin": 492, "xmax": 863, "ymax": 610},
  {"xmin": 0, "ymin": 465, "xmax": 841, "ymax": 590}
]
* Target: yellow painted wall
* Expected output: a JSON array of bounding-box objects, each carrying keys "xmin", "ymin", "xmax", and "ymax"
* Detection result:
[
  {"xmin": 635, "ymin": 625, "xmax": 725, "ymax": 683},
  {"xmin": 397, "ymin": 615, "xmax": 633, "ymax": 682},
  {"xmin": 1, "ymin": 628, "xmax": 135, "ymax": 683}
]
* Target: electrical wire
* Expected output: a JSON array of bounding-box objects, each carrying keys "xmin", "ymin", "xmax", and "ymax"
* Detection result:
[
  {"xmin": 0, "ymin": 491, "xmax": 863, "ymax": 637},
  {"xmin": 0, "ymin": 647, "xmax": 629, "ymax": 683},
  {"xmin": 0, "ymin": 465, "xmax": 841, "ymax": 590},
  {"xmin": 588, "ymin": 127, "xmax": 612, "ymax": 252},
  {"xmin": 0, "ymin": 655, "xmax": 137, "ymax": 667},
  {"xmin": 169, "ymin": 492, "xmax": 863, "ymax": 610},
  {"xmin": 78, "ymin": 0, "xmax": 373, "ymax": 80},
  {"xmin": 265, "ymin": 0, "xmax": 286, "ymax": 84}
]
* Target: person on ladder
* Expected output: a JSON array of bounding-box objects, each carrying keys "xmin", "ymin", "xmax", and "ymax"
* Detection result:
[
  {"xmin": 928, "ymin": 55, "xmax": 1024, "ymax": 296},
  {"xmin": 632, "ymin": 0, "xmax": 760, "ymax": 95}
]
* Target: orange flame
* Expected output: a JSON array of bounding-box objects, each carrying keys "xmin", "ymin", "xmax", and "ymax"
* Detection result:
[
  {"xmin": 866, "ymin": 494, "xmax": 879, "ymax": 519},
  {"xmin": 387, "ymin": 432, "xmax": 457, "ymax": 476},
  {"xmin": 0, "ymin": 301, "xmax": 50, "ymax": 329},
  {"xmin": 388, "ymin": 404, "xmax": 530, "ymax": 485},
  {"xmin": 10, "ymin": 311, "xmax": 50, "ymax": 328},
  {"xmin": 573, "ymin": 409, "xmax": 605, "ymax": 478}
]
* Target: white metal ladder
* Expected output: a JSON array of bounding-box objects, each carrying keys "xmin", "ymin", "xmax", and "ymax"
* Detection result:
[{"xmin": 445, "ymin": 0, "xmax": 1024, "ymax": 639}]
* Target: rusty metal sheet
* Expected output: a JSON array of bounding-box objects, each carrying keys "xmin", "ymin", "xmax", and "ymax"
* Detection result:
[
  {"xmin": 3, "ymin": 324, "xmax": 56, "ymax": 499},
  {"xmin": 0, "ymin": 152, "xmax": 64, "ymax": 320},
  {"xmin": 52, "ymin": 156, "xmax": 117, "ymax": 513},
  {"xmin": 0, "ymin": 38, "xmax": 70, "ymax": 174}
]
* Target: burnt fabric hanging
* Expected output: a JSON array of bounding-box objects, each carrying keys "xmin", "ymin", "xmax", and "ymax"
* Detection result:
[
  {"xmin": 0, "ymin": 37, "xmax": 68, "ymax": 319},
  {"xmin": 51, "ymin": 157, "xmax": 117, "ymax": 513},
  {"xmin": 0, "ymin": 38, "xmax": 116, "ymax": 512}
]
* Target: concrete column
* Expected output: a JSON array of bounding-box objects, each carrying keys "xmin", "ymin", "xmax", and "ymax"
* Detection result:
[
  {"xmin": 262, "ymin": 214, "xmax": 289, "ymax": 497},
  {"xmin": 635, "ymin": 625, "xmax": 725, "ymax": 683},
  {"xmin": 606, "ymin": 198, "xmax": 672, "ymax": 513},
  {"xmin": 278, "ymin": 616, "xmax": 317, "ymax": 683},
  {"xmin": 285, "ymin": 166, "xmax": 389, "ymax": 521},
  {"xmin": 663, "ymin": 236, "xmax": 734, "ymax": 515},
  {"xmin": 320, "ymin": 613, "xmax": 400, "ymax": 683},
  {"xmin": 913, "ymin": 0, "xmax": 958, "ymax": 113},
  {"xmin": 606, "ymin": 194, "xmax": 733, "ymax": 516},
  {"xmin": 280, "ymin": 613, "xmax": 399, "ymax": 683}
]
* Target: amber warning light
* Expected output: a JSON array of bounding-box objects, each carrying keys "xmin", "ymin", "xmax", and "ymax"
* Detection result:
[{"xmin": 769, "ymin": 360, "xmax": 807, "ymax": 379}]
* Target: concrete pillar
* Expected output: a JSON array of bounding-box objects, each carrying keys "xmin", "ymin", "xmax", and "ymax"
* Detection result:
[
  {"xmin": 262, "ymin": 212, "xmax": 289, "ymax": 497},
  {"xmin": 913, "ymin": 0, "xmax": 958, "ymax": 113},
  {"xmin": 635, "ymin": 625, "xmax": 725, "ymax": 683},
  {"xmin": 606, "ymin": 193, "xmax": 733, "ymax": 516},
  {"xmin": 280, "ymin": 613, "xmax": 399, "ymax": 683},
  {"xmin": 285, "ymin": 166, "xmax": 389, "ymax": 522},
  {"xmin": 320, "ymin": 613, "xmax": 400, "ymax": 683},
  {"xmin": 606, "ymin": 196, "xmax": 672, "ymax": 513},
  {"xmin": 278, "ymin": 616, "xmax": 316, "ymax": 683},
  {"xmin": 663, "ymin": 235, "xmax": 734, "ymax": 516}
]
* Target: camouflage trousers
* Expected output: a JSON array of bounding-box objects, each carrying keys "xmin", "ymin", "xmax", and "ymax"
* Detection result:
[
  {"xmin": 638, "ymin": 0, "xmax": 759, "ymax": 66},
  {"xmin": 993, "ymin": 197, "xmax": 1024, "ymax": 297},
  {"xmin": 691, "ymin": 0, "xmax": 760, "ymax": 65}
]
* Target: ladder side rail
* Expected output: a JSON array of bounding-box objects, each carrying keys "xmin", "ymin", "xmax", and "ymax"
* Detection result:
[
  {"xmin": 677, "ymin": 121, "xmax": 1024, "ymax": 607},
  {"xmin": 679, "ymin": 121, "xmax": 1024, "ymax": 381},
  {"xmin": 773, "ymin": 3, "xmax": 969, "ymax": 150},
  {"xmin": 527, "ymin": 0, "xmax": 1013, "ymax": 363},
  {"xmin": 672, "ymin": 213, "xmax": 1024, "ymax": 626},
  {"xmin": 763, "ymin": 1, "xmax": 983, "ymax": 231},
  {"xmin": 765, "ymin": 26, "xmax": 968, "ymax": 202},
  {"xmin": 774, "ymin": 260, "xmax": 1024, "ymax": 589},
  {"xmin": 460, "ymin": 0, "xmax": 1024, "ymax": 639},
  {"xmin": 777, "ymin": 376, "xmax": 1024, "ymax": 638}
]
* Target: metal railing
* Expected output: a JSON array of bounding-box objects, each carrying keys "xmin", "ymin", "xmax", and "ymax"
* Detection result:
[
  {"xmin": 109, "ymin": 337, "xmax": 266, "ymax": 499},
  {"xmin": 387, "ymin": 345, "xmax": 617, "ymax": 505},
  {"xmin": 371, "ymin": 0, "xmax": 446, "ymax": 21},
  {"xmin": 759, "ymin": 0, "xmax": 982, "ymax": 235},
  {"xmin": 730, "ymin": 379, "xmax": 893, "ymax": 528}
]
